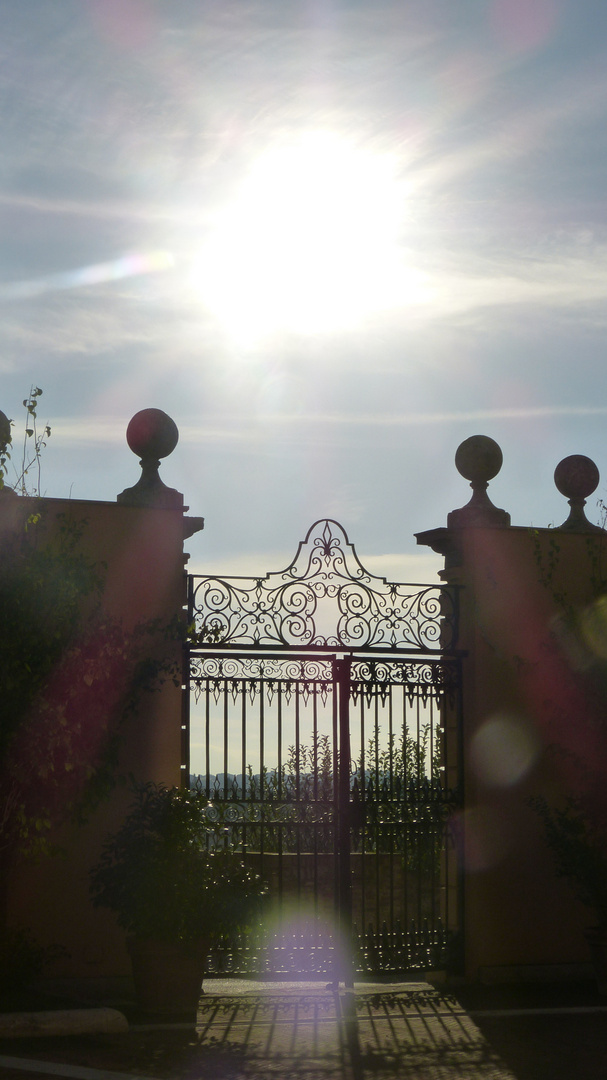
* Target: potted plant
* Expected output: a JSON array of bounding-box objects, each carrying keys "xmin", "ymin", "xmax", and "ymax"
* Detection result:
[
  {"xmin": 532, "ymin": 787, "xmax": 607, "ymax": 994},
  {"xmin": 90, "ymin": 781, "xmax": 266, "ymax": 1014}
]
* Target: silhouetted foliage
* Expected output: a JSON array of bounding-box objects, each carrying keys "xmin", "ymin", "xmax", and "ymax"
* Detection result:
[{"xmin": 90, "ymin": 781, "xmax": 267, "ymax": 945}]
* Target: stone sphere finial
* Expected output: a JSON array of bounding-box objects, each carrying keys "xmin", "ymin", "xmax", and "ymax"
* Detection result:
[
  {"xmin": 554, "ymin": 454, "xmax": 602, "ymax": 531},
  {"xmin": 455, "ymin": 435, "xmax": 503, "ymax": 484},
  {"xmin": 0, "ymin": 409, "xmax": 17, "ymax": 500},
  {"xmin": 117, "ymin": 408, "xmax": 182, "ymax": 509},
  {"xmin": 126, "ymin": 408, "xmax": 179, "ymax": 461},
  {"xmin": 0, "ymin": 410, "xmax": 11, "ymax": 451},
  {"xmin": 554, "ymin": 455, "xmax": 599, "ymax": 500},
  {"xmin": 448, "ymin": 435, "xmax": 510, "ymax": 528}
]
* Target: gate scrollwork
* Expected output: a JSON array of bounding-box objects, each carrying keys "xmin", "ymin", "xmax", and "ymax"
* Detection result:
[{"xmin": 189, "ymin": 519, "xmax": 458, "ymax": 651}]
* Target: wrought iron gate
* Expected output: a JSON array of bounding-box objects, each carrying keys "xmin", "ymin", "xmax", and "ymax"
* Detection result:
[{"xmin": 184, "ymin": 520, "xmax": 463, "ymax": 978}]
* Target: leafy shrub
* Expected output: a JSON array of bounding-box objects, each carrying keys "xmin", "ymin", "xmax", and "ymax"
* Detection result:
[
  {"xmin": 90, "ymin": 782, "xmax": 267, "ymax": 945},
  {"xmin": 532, "ymin": 791, "xmax": 607, "ymax": 929}
]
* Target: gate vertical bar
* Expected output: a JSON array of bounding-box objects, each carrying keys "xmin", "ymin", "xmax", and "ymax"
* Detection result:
[
  {"xmin": 181, "ymin": 594, "xmax": 191, "ymax": 789},
  {"xmin": 455, "ymin": 654, "xmax": 465, "ymax": 974},
  {"xmin": 336, "ymin": 655, "xmax": 354, "ymax": 988},
  {"xmin": 181, "ymin": 573, "xmax": 195, "ymax": 787}
]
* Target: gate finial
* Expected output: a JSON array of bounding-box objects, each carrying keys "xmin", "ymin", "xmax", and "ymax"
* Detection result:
[
  {"xmin": 117, "ymin": 408, "xmax": 183, "ymax": 509},
  {"xmin": 0, "ymin": 409, "xmax": 18, "ymax": 502},
  {"xmin": 554, "ymin": 454, "xmax": 603, "ymax": 532},
  {"xmin": 447, "ymin": 435, "xmax": 510, "ymax": 528}
]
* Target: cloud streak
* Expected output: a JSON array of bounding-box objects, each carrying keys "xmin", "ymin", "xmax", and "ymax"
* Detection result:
[
  {"xmin": 0, "ymin": 190, "xmax": 191, "ymax": 224},
  {"xmin": 50, "ymin": 404, "xmax": 607, "ymax": 448},
  {"xmin": 189, "ymin": 548, "xmax": 441, "ymax": 583}
]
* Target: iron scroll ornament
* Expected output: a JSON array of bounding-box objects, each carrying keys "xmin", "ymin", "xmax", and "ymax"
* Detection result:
[{"xmin": 189, "ymin": 519, "xmax": 458, "ymax": 652}]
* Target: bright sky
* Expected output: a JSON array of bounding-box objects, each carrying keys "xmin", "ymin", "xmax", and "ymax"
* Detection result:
[{"xmin": 2, "ymin": 0, "xmax": 607, "ymax": 582}]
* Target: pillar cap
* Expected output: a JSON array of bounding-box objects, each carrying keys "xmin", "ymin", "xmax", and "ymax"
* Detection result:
[
  {"xmin": 117, "ymin": 408, "xmax": 183, "ymax": 509},
  {"xmin": 448, "ymin": 435, "xmax": 510, "ymax": 528},
  {"xmin": 554, "ymin": 454, "xmax": 602, "ymax": 532}
]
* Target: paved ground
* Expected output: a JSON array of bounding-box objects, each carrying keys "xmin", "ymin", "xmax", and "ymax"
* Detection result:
[
  {"xmin": 456, "ymin": 979, "xmax": 607, "ymax": 1080},
  {"xmin": 0, "ymin": 978, "xmax": 605, "ymax": 1080}
]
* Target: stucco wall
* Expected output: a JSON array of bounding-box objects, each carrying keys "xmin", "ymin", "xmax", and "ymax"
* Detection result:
[
  {"xmin": 3, "ymin": 494, "xmax": 189, "ymax": 978},
  {"xmin": 441, "ymin": 525, "xmax": 607, "ymax": 977}
]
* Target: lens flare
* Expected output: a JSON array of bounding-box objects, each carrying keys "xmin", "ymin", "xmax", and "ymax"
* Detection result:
[
  {"xmin": 580, "ymin": 595, "xmax": 607, "ymax": 660},
  {"xmin": 470, "ymin": 713, "xmax": 539, "ymax": 788},
  {"xmin": 0, "ymin": 251, "xmax": 174, "ymax": 300}
]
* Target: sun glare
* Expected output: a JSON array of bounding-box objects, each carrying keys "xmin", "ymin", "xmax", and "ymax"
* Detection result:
[{"xmin": 189, "ymin": 132, "xmax": 425, "ymax": 341}]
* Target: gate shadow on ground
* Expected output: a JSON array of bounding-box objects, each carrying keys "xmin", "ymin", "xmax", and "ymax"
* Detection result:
[{"xmin": 193, "ymin": 984, "xmax": 513, "ymax": 1079}]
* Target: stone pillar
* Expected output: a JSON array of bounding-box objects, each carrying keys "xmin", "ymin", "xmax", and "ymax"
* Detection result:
[
  {"xmin": 417, "ymin": 438, "xmax": 606, "ymax": 980},
  {"xmin": 3, "ymin": 408, "xmax": 204, "ymax": 981}
]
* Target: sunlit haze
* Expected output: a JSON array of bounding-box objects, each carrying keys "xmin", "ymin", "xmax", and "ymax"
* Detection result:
[{"xmin": 188, "ymin": 132, "xmax": 427, "ymax": 340}]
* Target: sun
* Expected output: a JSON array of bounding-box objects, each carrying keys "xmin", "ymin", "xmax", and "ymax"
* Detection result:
[{"xmin": 189, "ymin": 131, "xmax": 425, "ymax": 341}]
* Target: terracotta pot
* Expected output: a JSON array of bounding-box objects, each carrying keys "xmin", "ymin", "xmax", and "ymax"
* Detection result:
[
  {"xmin": 128, "ymin": 937, "xmax": 209, "ymax": 1015},
  {"xmin": 585, "ymin": 928, "xmax": 607, "ymax": 996}
]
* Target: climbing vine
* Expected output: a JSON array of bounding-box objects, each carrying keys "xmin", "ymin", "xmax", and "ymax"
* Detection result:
[
  {"xmin": 0, "ymin": 394, "xmax": 181, "ymax": 861},
  {"xmin": 0, "ymin": 386, "xmax": 51, "ymax": 497}
]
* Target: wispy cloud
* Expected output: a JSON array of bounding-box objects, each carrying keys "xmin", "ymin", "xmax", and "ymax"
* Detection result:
[
  {"xmin": 387, "ymin": 242, "xmax": 607, "ymax": 325},
  {"xmin": 275, "ymin": 406, "xmax": 607, "ymax": 425},
  {"xmin": 50, "ymin": 404, "xmax": 607, "ymax": 448},
  {"xmin": 0, "ymin": 190, "xmax": 191, "ymax": 224},
  {"xmin": 187, "ymin": 548, "xmax": 442, "ymax": 584},
  {"xmin": 414, "ymin": 62, "xmax": 607, "ymax": 197}
]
